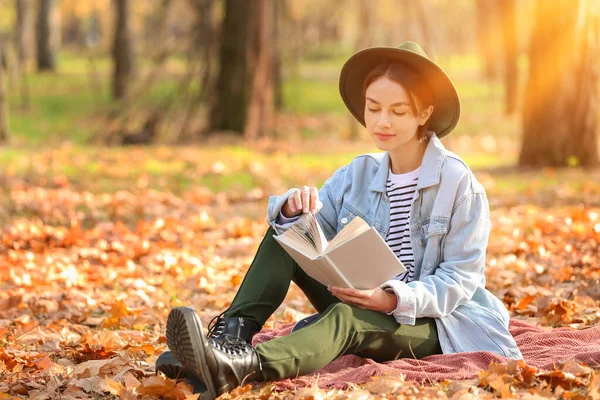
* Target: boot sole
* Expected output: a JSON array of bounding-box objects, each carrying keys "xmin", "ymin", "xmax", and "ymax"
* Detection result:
[
  {"xmin": 155, "ymin": 350, "xmax": 184, "ymax": 380},
  {"xmin": 156, "ymin": 362, "xmax": 182, "ymax": 380},
  {"xmin": 166, "ymin": 307, "xmax": 217, "ymax": 400}
]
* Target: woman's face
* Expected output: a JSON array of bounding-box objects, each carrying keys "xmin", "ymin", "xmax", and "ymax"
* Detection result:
[{"xmin": 364, "ymin": 76, "xmax": 432, "ymax": 151}]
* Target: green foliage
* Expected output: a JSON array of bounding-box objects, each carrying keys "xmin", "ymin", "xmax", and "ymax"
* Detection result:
[
  {"xmin": 7, "ymin": 49, "xmax": 523, "ymax": 145},
  {"xmin": 303, "ymin": 43, "xmax": 354, "ymax": 62},
  {"xmin": 0, "ymin": 0, "xmax": 16, "ymax": 30},
  {"xmin": 0, "ymin": 143, "xmax": 516, "ymax": 198},
  {"xmin": 283, "ymin": 77, "xmax": 344, "ymax": 114},
  {"xmin": 567, "ymin": 156, "xmax": 580, "ymax": 168}
]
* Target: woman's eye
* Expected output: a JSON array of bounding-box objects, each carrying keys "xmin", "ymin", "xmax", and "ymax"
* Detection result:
[
  {"xmin": 393, "ymin": 111, "xmax": 406, "ymax": 116},
  {"xmin": 367, "ymin": 108, "xmax": 380, "ymax": 112}
]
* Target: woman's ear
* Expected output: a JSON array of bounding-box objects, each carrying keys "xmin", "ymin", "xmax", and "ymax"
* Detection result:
[{"xmin": 419, "ymin": 105, "xmax": 434, "ymax": 126}]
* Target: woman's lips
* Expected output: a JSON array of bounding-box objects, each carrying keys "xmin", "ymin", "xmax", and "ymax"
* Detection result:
[{"xmin": 375, "ymin": 133, "xmax": 394, "ymax": 141}]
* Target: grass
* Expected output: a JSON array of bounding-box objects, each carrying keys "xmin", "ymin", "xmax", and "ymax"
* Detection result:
[
  {"xmin": 7, "ymin": 52, "xmax": 189, "ymax": 146},
  {"xmin": 283, "ymin": 77, "xmax": 344, "ymax": 115},
  {"xmin": 0, "ymin": 144, "xmax": 361, "ymax": 194},
  {"xmin": 6, "ymin": 49, "xmax": 524, "ymax": 145},
  {"xmin": 4, "ymin": 49, "xmax": 596, "ymax": 206},
  {"xmin": 2, "ymin": 141, "xmax": 595, "ymax": 209}
]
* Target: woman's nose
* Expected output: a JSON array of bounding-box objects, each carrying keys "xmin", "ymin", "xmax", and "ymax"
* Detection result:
[{"xmin": 377, "ymin": 113, "xmax": 391, "ymax": 129}]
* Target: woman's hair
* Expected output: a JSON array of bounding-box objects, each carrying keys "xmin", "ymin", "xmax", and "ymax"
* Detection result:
[{"xmin": 362, "ymin": 62, "xmax": 435, "ymax": 140}]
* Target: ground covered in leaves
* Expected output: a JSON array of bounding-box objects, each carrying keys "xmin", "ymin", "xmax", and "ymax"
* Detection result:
[{"xmin": 1, "ymin": 161, "xmax": 600, "ymax": 399}]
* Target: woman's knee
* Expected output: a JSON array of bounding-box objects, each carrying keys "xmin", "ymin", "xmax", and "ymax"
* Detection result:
[{"xmin": 324, "ymin": 302, "xmax": 355, "ymax": 319}]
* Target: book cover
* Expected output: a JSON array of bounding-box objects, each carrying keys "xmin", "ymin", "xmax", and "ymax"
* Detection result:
[{"xmin": 273, "ymin": 213, "xmax": 406, "ymax": 289}]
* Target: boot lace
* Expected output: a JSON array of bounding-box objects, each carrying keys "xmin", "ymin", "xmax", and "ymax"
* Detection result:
[
  {"xmin": 207, "ymin": 310, "xmax": 226, "ymax": 339},
  {"xmin": 210, "ymin": 336, "xmax": 263, "ymax": 371}
]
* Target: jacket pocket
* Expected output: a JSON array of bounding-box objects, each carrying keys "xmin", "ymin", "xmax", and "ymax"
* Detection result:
[
  {"xmin": 336, "ymin": 203, "xmax": 376, "ymax": 235},
  {"xmin": 337, "ymin": 203, "xmax": 360, "ymax": 231},
  {"xmin": 421, "ymin": 217, "xmax": 449, "ymax": 271}
]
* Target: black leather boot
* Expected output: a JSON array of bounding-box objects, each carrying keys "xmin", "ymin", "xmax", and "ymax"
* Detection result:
[
  {"xmin": 155, "ymin": 351, "xmax": 207, "ymax": 394},
  {"xmin": 156, "ymin": 311, "xmax": 258, "ymax": 384},
  {"xmin": 206, "ymin": 313, "xmax": 258, "ymax": 344},
  {"xmin": 166, "ymin": 306, "xmax": 264, "ymax": 400}
]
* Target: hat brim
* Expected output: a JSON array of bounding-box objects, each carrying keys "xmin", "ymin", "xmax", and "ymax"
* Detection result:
[{"xmin": 339, "ymin": 47, "xmax": 460, "ymax": 138}]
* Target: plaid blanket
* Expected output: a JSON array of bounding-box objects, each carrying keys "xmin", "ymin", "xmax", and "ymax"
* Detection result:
[{"xmin": 252, "ymin": 319, "xmax": 600, "ymax": 389}]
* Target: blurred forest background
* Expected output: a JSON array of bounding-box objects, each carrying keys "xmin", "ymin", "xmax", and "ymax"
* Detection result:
[
  {"xmin": 0, "ymin": 0, "xmax": 597, "ymax": 164},
  {"xmin": 1, "ymin": 1, "xmax": 600, "ymax": 398},
  {"xmin": 0, "ymin": 0, "xmax": 597, "ymax": 201}
]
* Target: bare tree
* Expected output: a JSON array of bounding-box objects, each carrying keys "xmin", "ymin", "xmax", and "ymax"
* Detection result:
[
  {"xmin": 349, "ymin": 0, "xmax": 374, "ymax": 140},
  {"xmin": 209, "ymin": 0, "xmax": 253, "ymax": 134},
  {"xmin": 356, "ymin": 0, "xmax": 374, "ymax": 67},
  {"xmin": 15, "ymin": 0, "xmax": 34, "ymax": 109},
  {"xmin": 519, "ymin": 0, "xmax": 599, "ymax": 167},
  {"xmin": 273, "ymin": 0, "xmax": 283, "ymax": 110},
  {"xmin": 36, "ymin": 0, "xmax": 57, "ymax": 71},
  {"xmin": 189, "ymin": 0, "xmax": 216, "ymax": 102},
  {"xmin": 112, "ymin": 0, "xmax": 134, "ymax": 99},
  {"xmin": 244, "ymin": 0, "xmax": 275, "ymax": 140},
  {"xmin": 499, "ymin": 0, "xmax": 518, "ymax": 115},
  {"xmin": 16, "ymin": 0, "xmax": 34, "ymax": 65},
  {"xmin": 476, "ymin": 0, "xmax": 501, "ymax": 80},
  {"xmin": 414, "ymin": 0, "xmax": 435, "ymax": 57},
  {"xmin": 0, "ymin": 35, "xmax": 11, "ymax": 144},
  {"xmin": 173, "ymin": 0, "xmax": 217, "ymax": 142}
]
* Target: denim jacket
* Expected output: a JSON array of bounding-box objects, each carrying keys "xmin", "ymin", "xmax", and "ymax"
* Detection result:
[{"xmin": 267, "ymin": 133, "xmax": 522, "ymax": 360}]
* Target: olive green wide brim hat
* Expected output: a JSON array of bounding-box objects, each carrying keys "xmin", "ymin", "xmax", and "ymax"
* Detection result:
[{"xmin": 339, "ymin": 41, "xmax": 460, "ymax": 138}]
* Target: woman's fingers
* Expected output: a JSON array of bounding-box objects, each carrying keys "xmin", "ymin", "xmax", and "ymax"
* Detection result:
[
  {"xmin": 328, "ymin": 287, "xmax": 370, "ymax": 308},
  {"xmin": 329, "ymin": 286, "xmax": 369, "ymax": 299},
  {"xmin": 289, "ymin": 186, "xmax": 320, "ymax": 214},
  {"xmin": 333, "ymin": 293, "xmax": 366, "ymax": 309},
  {"xmin": 293, "ymin": 189, "xmax": 303, "ymax": 212},
  {"xmin": 284, "ymin": 186, "xmax": 320, "ymax": 217},
  {"xmin": 301, "ymin": 186, "xmax": 310, "ymax": 213},
  {"xmin": 316, "ymin": 199, "xmax": 323, "ymax": 213},
  {"xmin": 309, "ymin": 187, "xmax": 319, "ymax": 214}
]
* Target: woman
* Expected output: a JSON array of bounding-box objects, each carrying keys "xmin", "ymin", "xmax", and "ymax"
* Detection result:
[{"xmin": 159, "ymin": 41, "xmax": 523, "ymax": 399}]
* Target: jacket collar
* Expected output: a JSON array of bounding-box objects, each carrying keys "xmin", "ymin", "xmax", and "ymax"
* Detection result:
[{"xmin": 369, "ymin": 132, "xmax": 447, "ymax": 193}]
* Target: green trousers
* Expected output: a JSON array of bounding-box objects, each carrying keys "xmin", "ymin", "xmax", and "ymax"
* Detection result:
[{"xmin": 224, "ymin": 227, "xmax": 443, "ymax": 381}]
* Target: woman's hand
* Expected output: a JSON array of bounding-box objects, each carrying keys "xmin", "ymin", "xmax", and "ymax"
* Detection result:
[
  {"xmin": 328, "ymin": 286, "xmax": 398, "ymax": 314},
  {"xmin": 281, "ymin": 186, "xmax": 323, "ymax": 218}
]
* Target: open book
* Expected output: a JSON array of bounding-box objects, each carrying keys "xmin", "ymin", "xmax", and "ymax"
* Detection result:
[{"xmin": 273, "ymin": 213, "xmax": 406, "ymax": 289}]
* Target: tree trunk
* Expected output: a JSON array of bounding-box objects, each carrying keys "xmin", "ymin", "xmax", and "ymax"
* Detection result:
[
  {"xmin": 16, "ymin": 0, "xmax": 34, "ymax": 65},
  {"xmin": 519, "ymin": 0, "xmax": 599, "ymax": 167},
  {"xmin": 36, "ymin": 0, "xmax": 57, "ymax": 71},
  {"xmin": 356, "ymin": 0, "xmax": 374, "ymax": 58},
  {"xmin": 112, "ymin": 0, "xmax": 133, "ymax": 100},
  {"xmin": 0, "ymin": 36, "xmax": 11, "ymax": 144},
  {"xmin": 244, "ymin": 0, "xmax": 275, "ymax": 140},
  {"xmin": 476, "ymin": 0, "xmax": 500, "ymax": 80},
  {"xmin": 15, "ymin": 0, "xmax": 34, "ymax": 110},
  {"xmin": 189, "ymin": 0, "xmax": 216, "ymax": 102},
  {"xmin": 209, "ymin": 0, "xmax": 253, "ymax": 134},
  {"xmin": 273, "ymin": 0, "xmax": 283, "ymax": 110},
  {"xmin": 499, "ymin": 0, "xmax": 518, "ymax": 115},
  {"xmin": 349, "ymin": 0, "xmax": 374, "ymax": 140},
  {"xmin": 414, "ymin": 0, "xmax": 435, "ymax": 58},
  {"xmin": 174, "ymin": 0, "xmax": 215, "ymax": 142}
]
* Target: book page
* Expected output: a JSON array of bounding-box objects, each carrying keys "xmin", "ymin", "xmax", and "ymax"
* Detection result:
[
  {"xmin": 325, "ymin": 227, "xmax": 406, "ymax": 290},
  {"xmin": 272, "ymin": 237, "xmax": 351, "ymax": 287},
  {"xmin": 277, "ymin": 214, "xmax": 319, "ymax": 253},
  {"xmin": 326, "ymin": 215, "xmax": 371, "ymax": 251},
  {"xmin": 273, "ymin": 232, "xmax": 320, "ymax": 259},
  {"xmin": 285, "ymin": 213, "xmax": 329, "ymax": 253},
  {"xmin": 321, "ymin": 256, "xmax": 354, "ymax": 288},
  {"xmin": 314, "ymin": 215, "xmax": 329, "ymax": 253}
]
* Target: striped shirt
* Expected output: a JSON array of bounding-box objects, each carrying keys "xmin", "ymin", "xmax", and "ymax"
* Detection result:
[{"xmin": 386, "ymin": 167, "xmax": 420, "ymax": 283}]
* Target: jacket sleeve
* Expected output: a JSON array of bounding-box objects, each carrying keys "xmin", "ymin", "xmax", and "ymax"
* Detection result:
[
  {"xmin": 380, "ymin": 192, "xmax": 490, "ymax": 325},
  {"xmin": 266, "ymin": 166, "xmax": 346, "ymax": 240},
  {"xmin": 266, "ymin": 187, "xmax": 300, "ymax": 234}
]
